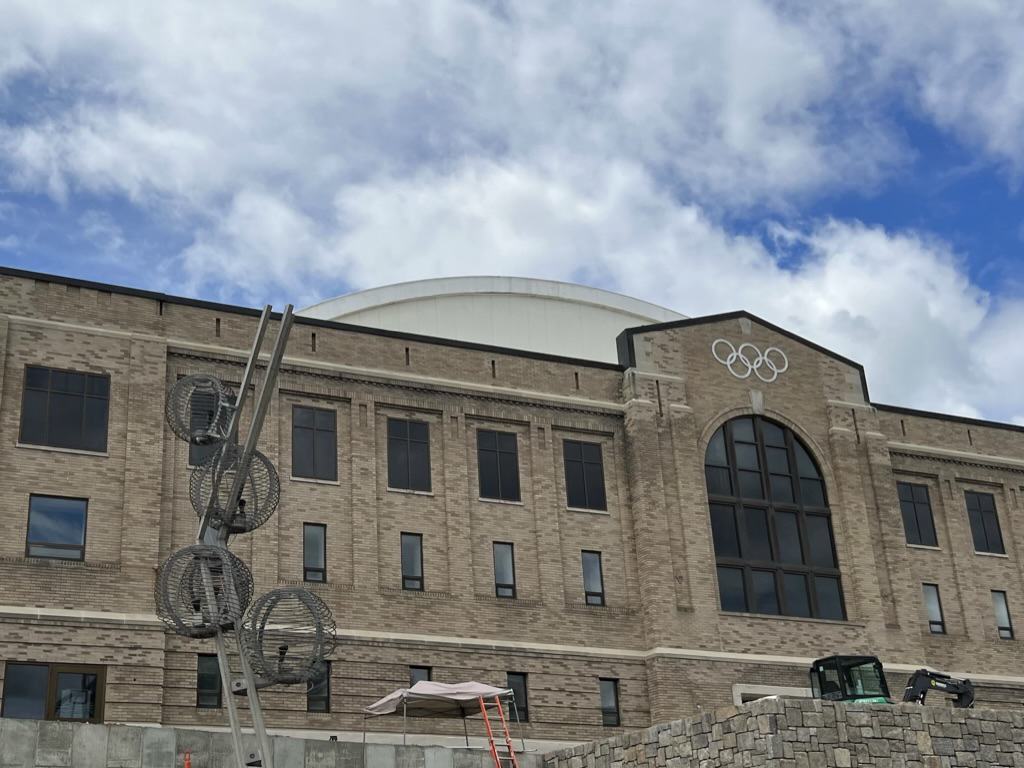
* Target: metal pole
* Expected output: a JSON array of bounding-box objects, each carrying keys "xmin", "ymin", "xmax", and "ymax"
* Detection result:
[
  {"xmin": 510, "ymin": 697, "xmax": 526, "ymax": 753},
  {"xmin": 234, "ymin": 630, "xmax": 274, "ymax": 768},
  {"xmin": 213, "ymin": 632, "xmax": 248, "ymax": 768},
  {"xmin": 403, "ymin": 698, "xmax": 407, "ymax": 745},
  {"xmin": 463, "ymin": 715, "xmax": 469, "ymax": 747}
]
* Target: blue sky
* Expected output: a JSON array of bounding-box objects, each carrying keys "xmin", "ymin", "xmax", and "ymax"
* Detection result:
[{"xmin": 1, "ymin": 1, "xmax": 1023, "ymax": 423}]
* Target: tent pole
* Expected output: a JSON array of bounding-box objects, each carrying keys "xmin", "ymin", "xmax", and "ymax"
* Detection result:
[
  {"xmin": 403, "ymin": 698, "xmax": 407, "ymax": 745},
  {"xmin": 463, "ymin": 715, "xmax": 469, "ymax": 747},
  {"xmin": 511, "ymin": 697, "xmax": 526, "ymax": 753}
]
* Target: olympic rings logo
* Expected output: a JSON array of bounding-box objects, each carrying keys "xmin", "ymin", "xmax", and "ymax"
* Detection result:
[{"xmin": 711, "ymin": 339, "xmax": 789, "ymax": 383}]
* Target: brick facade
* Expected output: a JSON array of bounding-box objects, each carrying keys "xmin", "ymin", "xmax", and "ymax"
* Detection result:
[{"xmin": 0, "ymin": 267, "xmax": 1022, "ymax": 743}]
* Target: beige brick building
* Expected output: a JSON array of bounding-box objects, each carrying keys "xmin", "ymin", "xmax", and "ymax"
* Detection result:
[{"xmin": 0, "ymin": 267, "xmax": 1022, "ymax": 744}]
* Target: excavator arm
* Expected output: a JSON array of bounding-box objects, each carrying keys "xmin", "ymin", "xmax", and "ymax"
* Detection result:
[{"xmin": 902, "ymin": 669, "xmax": 975, "ymax": 708}]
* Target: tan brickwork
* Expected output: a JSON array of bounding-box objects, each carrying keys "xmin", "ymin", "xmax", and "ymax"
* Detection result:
[{"xmin": 2, "ymin": 270, "xmax": 1024, "ymax": 743}]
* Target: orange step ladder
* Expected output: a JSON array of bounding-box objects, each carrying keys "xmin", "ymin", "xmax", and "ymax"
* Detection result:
[{"xmin": 479, "ymin": 695, "xmax": 520, "ymax": 768}]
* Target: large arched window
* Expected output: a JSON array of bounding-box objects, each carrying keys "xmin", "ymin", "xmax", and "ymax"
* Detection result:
[{"xmin": 705, "ymin": 417, "xmax": 845, "ymax": 620}]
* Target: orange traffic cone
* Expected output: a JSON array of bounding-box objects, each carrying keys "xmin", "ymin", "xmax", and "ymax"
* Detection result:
[{"xmin": 184, "ymin": 751, "xmax": 191, "ymax": 768}]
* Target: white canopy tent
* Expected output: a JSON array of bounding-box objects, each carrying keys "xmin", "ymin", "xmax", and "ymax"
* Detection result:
[{"xmin": 362, "ymin": 681, "xmax": 525, "ymax": 749}]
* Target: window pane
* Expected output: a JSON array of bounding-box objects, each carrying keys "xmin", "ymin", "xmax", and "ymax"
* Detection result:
[
  {"xmin": 20, "ymin": 389, "xmax": 47, "ymax": 444},
  {"xmin": 967, "ymin": 507, "xmax": 987, "ymax": 551},
  {"xmin": 765, "ymin": 447, "xmax": 789, "ymax": 475},
  {"xmin": 25, "ymin": 366, "xmax": 50, "ymax": 389},
  {"xmin": 307, "ymin": 663, "xmax": 330, "ymax": 712},
  {"xmin": 600, "ymin": 679, "xmax": 620, "ymax": 726},
  {"xmin": 54, "ymin": 672, "xmax": 98, "ymax": 720},
  {"xmin": 738, "ymin": 470, "xmax": 763, "ymax": 500},
  {"xmin": 717, "ymin": 567, "xmax": 747, "ymax": 612},
  {"xmin": 734, "ymin": 443, "xmax": 759, "ymax": 471},
  {"xmin": 87, "ymin": 376, "xmax": 109, "ymax": 397},
  {"xmin": 815, "ymin": 576, "xmax": 844, "ymax": 620},
  {"xmin": 565, "ymin": 458, "xmax": 587, "ymax": 508},
  {"xmin": 402, "ymin": 534, "xmax": 423, "ymax": 582},
  {"xmin": 993, "ymin": 591, "xmax": 1012, "ymax": 633},
  {"xmin": 706, "ymin": 428, "xmax": 728, "ymax": 466},
  {"xmin": 498, "ymin": 451, "xmax": 520, "ymax": 501},
  {"xmin": 479, "ymin": 449, "xmax": 500, "ymax": 498},
  {"xmin": 581, "ymin": 442, "xmax": 602, "ymax": 464},
  {"xmin": 493, "ymin": 543, "xmax": 515, "ymax": 587},
  {"xmin": 498, "ymin": 432, "xmax": 517, "ymax": 453},
  {"xmin": 293, "ymin": 406, "xmax": 314, "ymax": 428},
  {"xmin": 1, "ymin": 663, "xmax": 48, "ymax": 719},
  {"xmin": 388, "ymin": 438, "xmax": 409, "ymax": 488},
  {"xmin": 582, "ymin": 551, "xmax": 603, "ymax": 594},
  {"xmin": 800, "ymin": 478, "xmax": 825, "ymax": 507},
  {"xmin": 917, "ymin": 505, "xmax": 937, "ymax": 548},
  {"xmin": 743, "ymin": 508, "xmax": 772, "ymax": 561},
  {"xmin": 710, "ymin": 504, "xmax": 741, "ymax": 558},
  {"xmin": 409, "ymin": 421, "xmax": 428, "ymax": 442},
  {"xmin": 409, "ymin": 441, "xmax": 431, "ymax": 491},
  {"xmin": 761, "ymin": 422, "xmax": 785, "ymax": 447},
  {"xmin": 731, "ymin": 418, "xmax": 754, "ymax": 442},
  {"xmin": 387, "ymin": 418, "xmax": 407, "ymax": 439},
  {"xmin": 923, "ymin": 584, "xmax": 943, "ymax": 628},
  {"xmin": 293, "ymin": 428, "xmax": 314, "ymax": 477},
  {"xmin": 28, "ymin": 496, "xmax": 86, "ymax": 546},
  {"xmin": 314, "ymin": 429, "xmax": 337, "ymax": 481},
  {"xmin": 769, "ymin": 474, "xmax": 794, "ymax": 503},
  {"xmin": 82, "ymin": 398, "xmax": 109, "ymax": 452},
  {"xmin": 314, "ymin": 409, "xmax": 335, "ymax": 430},
  {"xmin": 805, "ymin": 516, "xmax": 836, "ymax": 568},
  {"xmin": 900, "ymin": 499, "xmax": 922, "ymax": 545},
  {"xmin": 751, "ymin": 570, "xmax": 779, "ymax": 614},
  {"xmin": 775, "ymin": 511, "xmax": 803, "ymax": 564},
  {"xmin": 197, "ymin": 655, "xmax": 221, "ymax": 708},
  {"xmin": 304, "ymin": 525, "xmax": 325, "ymax": 569},
  {"xmin": 49, "ymin": 393, "xmax": 85, "ymax": 448},
  {"xmin": 982, "ymin": 511, "xmax": 1004, "ymax": 554},
  {"xmin": 794, "ymin": 442, "xmax": 819, "ymax": 479},
  {"xmin": 563, "ymin": 440, "xmax": 582, "ymax": 462},
  {"xmin": 583, "ymin": 463, "xmax": 607, "ymax": 510},
  {"xmin": 705, "ymin": 466, "xmax": 732, "ymax": 496},
  {"xmin": 783, "ymin": 573, "xmax": 811, "ymax": 617},
  {"xmin": 507, "ymin": 673, "xmax": 528, "ymax": 722},
  {"xmin": 410, "ymin": 666, "xmax": 431, "ymax": 685},
  {"xmin": 478, "ymin": 430, "xmax": 496, "ymax": 450}
]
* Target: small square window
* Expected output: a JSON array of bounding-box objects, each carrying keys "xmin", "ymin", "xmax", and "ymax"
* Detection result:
[
  {"xmin": 409, "ymin": 666, "xmax": 432, "ymax": 685},
  {"xmin": 493, "ymin": 542, "xmax": 517, "ymax": 598},
  {"xmin": 506, "ymin": 672, "xmax": 528, "ymax": 722},
  {"xmin": 402, "ymin": 533, "xmax": 424, "ymax": 591},
  {"xmin": 303, "ymin": 523, "xmax": 326, "ymax": 582},
  {"xmin": 993, "ymin": 590, "xmax": 1014, "ymax": 640},
  {"xmin": 582, "ymin": 550, "xmax": 605, "ymax": 606},
  {"xmin": 923, "ymin": 583, "xmax": 945, "ymax": 634},
  {"xmin": 196, "ymin": 654, "xmax": 222, "ymax": 708},
  {"xmin": 26, "ymin": 495, "xmax": 87, "ymax": 561},
  {"xmin": 307, "ymin": 661, "xmax": 330, "ymax": 712},
  {"xmin": 599, "ymin": 678, "xmax": 620, "ymax": 727}
]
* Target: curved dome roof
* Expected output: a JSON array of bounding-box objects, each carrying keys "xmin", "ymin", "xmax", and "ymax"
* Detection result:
[{"xmin": 298, "ymin": 276, "xmax": 686, "ymax": 363}]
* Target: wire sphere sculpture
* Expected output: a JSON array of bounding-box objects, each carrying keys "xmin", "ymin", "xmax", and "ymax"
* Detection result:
[
  {"xmin": 190, "ymin": 444, "xmax": 280, "ymax": 533},
  {"xmin": 166, "ymin": 374, "xmax": 235, "ymax": 446},
  {"xmin": 155, "ymin": 545, "xmax": 254, "ymax": 638},
  {"xmin": 241, "ymin": 588, "xmax": 338, "ymax": 685}
]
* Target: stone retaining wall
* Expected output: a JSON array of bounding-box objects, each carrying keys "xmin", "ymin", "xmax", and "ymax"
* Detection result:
[{"xmin": 543, "ymin": 697, "xmax": 1024, "ymax": 768}]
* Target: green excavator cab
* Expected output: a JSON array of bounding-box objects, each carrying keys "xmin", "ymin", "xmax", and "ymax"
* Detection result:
[{"xmin": 810, "ymin": 655, "xmax": 892, "ymax": 704}]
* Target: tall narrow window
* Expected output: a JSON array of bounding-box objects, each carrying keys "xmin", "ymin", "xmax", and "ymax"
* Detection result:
[
  {"xmin": 897, "ymin": 482, "xmax": 938, "ymax": 547},
  {"xmin": 303, "ymin": 523, "xmax": 326, "ymax": 582},
  {"xmin": 196, "ymin": 654, "xmax": 222, "ymax": 708},
  {"xmin": 307, "ymin": 661, "xmax": 330, "ymax": 712},
  {"xmin": 409, "ymin": 666, "xmax": 432, "ymax": 685},
  {"xmin": 582, "ymin": 550, "xmax": 605, "ymax": 606},
  {"xmin": 705, "ymin": 417, "xmax": 845, "ymax": 620},
  {"xmin": 506, "ymin": 672, "xmax": 529, "ymax": 722},
  {"xmin": 0, "ymin": 663, "xmax": 105, "ymax": 723},
  {"xmin": 563, "ymin": 440, "xmax": 607, "ymax": 510},
  {"xmin": 401, "ymin": 532, "xmax": 424, "ymax": 591},
  {"xmin": 965, "ymin": 491, "xmax": 1005, "ymax": 554},
  {"xmin": 923, "ymin": 583, "xmax": 945, "ymax": 634},
  {"xmin": 993, "ymin": 591, "xmax": 1013, "ymax": 639},
  {"xmin": 493, "ymin": 542, "xmax": 517, "ymax": 598},
  {"xmin": 599, "ymin": 678, "xmax": 620, "ymax": 727},
  {"xmin": 478, "ymin": 430, "xmax": 521, "ymax": 502},
  {"xmin": 19, "ymin": 366, "xmax": 110, "ymax": 452},
  {"xmin": 388, "ymin": 418, "xmax": 431, "ymax": 491},
  {"xmin": 292, "ymin": 406, "xmax": 337, "ymax": 481},
  {"xmin": 26, "ymin": 495, "xmax": 87, "ymax": 561}
]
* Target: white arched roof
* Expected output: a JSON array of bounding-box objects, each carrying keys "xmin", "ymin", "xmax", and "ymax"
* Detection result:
[{"xmin": 298, "ymin": 276, "xmax": 686, "ymax": 363}]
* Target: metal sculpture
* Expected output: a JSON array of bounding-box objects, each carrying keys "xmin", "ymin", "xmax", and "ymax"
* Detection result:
[
  {"xmin": 155, "ymin": 545, "xmax": 254, "ymax": 638},
  {"xmin": 166, "ymin": 374, "xmax": 235, "ymax": 445},
  {"xmin": 241, "ymin": 588, "xmax": 338, "ymax": 685},
  {"xmin": 190, "ymin": 444, "xmax": 280, "ymax": 533}
]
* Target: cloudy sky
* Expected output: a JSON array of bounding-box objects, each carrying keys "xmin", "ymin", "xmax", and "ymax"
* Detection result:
[{"xmin": 1, "ymin": 1, "xmax": 1023, "ymax": 423}]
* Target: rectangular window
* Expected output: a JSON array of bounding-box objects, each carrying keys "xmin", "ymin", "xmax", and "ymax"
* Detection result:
[
  {"xmin": 19, "ymin": 366, "xmax": 110, "ymax": 453},
  {"xmin": 409, "ymin": 666, "xmax": 432, "ymax": 685},
  {"xmin": 506, "ymin": 672, "xmax": 529, "ymax": 722},
  {"xmin": 196, "ymin": 654, "xmax": 222, "ymax": 708},
  {"xmin": 563, "ymin": 440, "xmax": 607, "ymax": 510},
  {"xmin": 923, "ymin": 583, "xmax": 945, "ymax": 634},
  {"xmin": 993, "ymin": 590, "xmax": 1014, "ymax": 640},
  {"xmin": 582, "ymin": 550, "xmax": 605, "ymax": 606},
  {"xmin": 401, "ymin": 532, "xmax": 424, "ymax": 591},
  {"xmin": 292, "ymin": 406, "xmax": 337, "ymax": 481},
  {"xmin": 493, "ymin": 541, "xmax": 517, "ymax": 598},
  {"xmin": 0, "ymin": 663, "xmax": 105, "ymax": 723},
  {"xmin": 478, "ymin": 430, "xmax": 521, "ymax": 501},
  {"xmin": 303, "ymin": 523, "xmax": 326, "ymax": 583},
  {"xmin": 387, "ymin": 418, "xmax": 431, "ymax": 491},
  {"xmin": 599, "ymin": 678, "xmax": 620, "ymax": 727},
  {"xmin": 965, "ymin": 491, "xmax": 1005, "ymax": 554},
  {"xmin": 307, "ymin": 661, "xmax": 330, "ymax": 712},
  {"xmin": 897, "ymin": 482, "xmax": 938, "ymax": 547},
  {"xmin": 26, "ymin": 495, "xmax": 87, "ymax": 561}
]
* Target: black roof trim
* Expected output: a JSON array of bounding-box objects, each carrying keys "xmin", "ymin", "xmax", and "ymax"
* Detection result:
[
  {"xmin": 0, "ymin": 266, "xmax": 624, "ymax": 371},
  {"xmin": 875, "ymin": 403, "xmax": 1024, "ymax": 435},
  {"xmin": 616, "ymin": 310, "xmax": 871, "ymax": 401}
]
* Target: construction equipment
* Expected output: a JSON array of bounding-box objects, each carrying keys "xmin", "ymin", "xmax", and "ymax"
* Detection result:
[
  {"xmin": 902, "ymin": 669, "xmax": 975, "ymax": 708},
  {"xmin": 479, "ymin": 695, "xmax": 520, "ymax": 768},
  {"xmin": 809, "ymin": 655, "xmax": 975, "ymax": 708}
]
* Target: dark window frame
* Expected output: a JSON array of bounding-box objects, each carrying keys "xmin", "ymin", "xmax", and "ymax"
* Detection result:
[
  {"xmin": 897, "ymin": 482, "xmax": 938, "ymax": 547},
  {"xmin": 387, "ymin": 418, "xmax": 432, "ymax": 492},
  {"xmin": 923, "ymin": 583, "xmax": 946, "ymax": 634},
  {"xmin": 292, "ymin": 405, "xmax": 338, "ymax": 481},
  {"xmin": 0, "ymin": 662, "xmax": 106, "ymax": 723},
  {"xmin": 409, "ymin": 666, "xmax": 432, "ymax": 685},
  {"xmin": 705, "ymin": 417, "xmax": 846, "ymax": 621},
  {"xmin": 478, "ymin": 429, "xmax": 521, "ymax": 502},
  {"xmin": 493, "ymin": 541, "xmax": 517, "ymax": 599},
  {"xmin": 19, "ymin": 365, "xmax": 110, "ymax": 453},
  {"xmin": 401, "ymin": 532, "xmax": 424, "ymax": 591},
  {"xmin": 196, "ymin": 654, "xmax": 222, "ymax": 708},
  {"xmin": 26, "ymin": 494, "xmax": 88, "ymax": 561},
  {"xmin": 306, "ymin": 661, "xmax": 331, "ymax": 713},
  {"xmin": 599, "ymin": 678, "xmax": 620, "ymax": 727},
  {"xmin": 506, "ymin": 671, "xmax": 529, "ymax": 723},
  {"xmin": 965, "ymin": 491, "xmax": 1005, "ymax": 555},
  {"xmin": 563, "ymin": 439, "xmax": 608, "ymax": 511},
  {"xmin": 303, "ymin": 523, "xmax": 327, "ymax": 583},
  {"xmin": 992, "ymin": 590, "xmax": 1014, "ymax": 640},
  {"xmin": 582, "ymin": 550, "xmax": 605, "ymax": 606}
]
